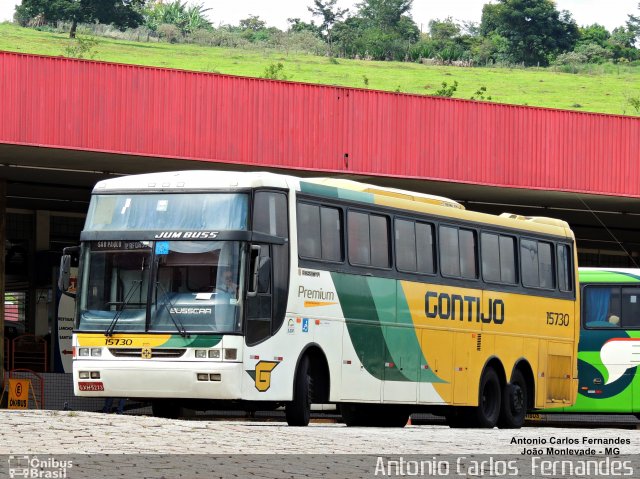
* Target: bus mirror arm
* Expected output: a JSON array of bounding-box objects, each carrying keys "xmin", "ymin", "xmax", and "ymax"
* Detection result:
[{"xmin": 247, "ymin": 245, "xmax": 261, "ymax": 297}]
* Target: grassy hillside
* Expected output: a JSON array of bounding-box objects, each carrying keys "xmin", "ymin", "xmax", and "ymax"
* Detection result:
[{"xmin": 1, "ymin": 22, "xmax": 639, "ymax": 116}]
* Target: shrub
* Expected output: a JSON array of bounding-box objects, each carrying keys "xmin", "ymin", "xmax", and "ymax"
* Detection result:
[{"xmin": 157, "ymin": 23, "xmax": 181, "ymax": 43}]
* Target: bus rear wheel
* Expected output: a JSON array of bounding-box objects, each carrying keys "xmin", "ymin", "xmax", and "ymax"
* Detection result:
[
  {"xmin": 286, "ymin": 355, "xmax": 312, "ymax": 426},
  {"xmin": 468, "ymin": 367, "xmax": 501, "ymax": 428},
  {"xmin": 498, "ymin": 369, "xmax": 527, "ymax": 429}
]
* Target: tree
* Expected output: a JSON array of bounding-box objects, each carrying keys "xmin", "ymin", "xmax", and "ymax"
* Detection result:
[
  {"xmin": 287, "ymin": 17, "xmax": 321, "ymax": 36},
  {"xmin": 239, "ymin": 15, "xmax": 267, "ymax": 32},
  {"xmin": 331, "ymin": 0, "xmax": 419, "ymax": 60},
  {"xmin": 308, "ymin": 0, "xmax": 348, "ymax": 44},
  {"xmin": 145, "ymin": 1, "xmax": 212, "ymax": 35},
  {"xmin": 479, "ymin": 0, "xmax": 579, "ymax": 66},
  {"xmin": 15, "ymin": 0, "xmax": 146, "ymax": 38},
  {"xmin": 357, "ymin": 0, "xmax": 413, "ymax": 32},
  {"xmin": 628, "ymin": 3, "xmax": 640, "ymax": 45},
  {"xmin": 578, "ymin": 24, "xmax": 610, "ymax": 48}
]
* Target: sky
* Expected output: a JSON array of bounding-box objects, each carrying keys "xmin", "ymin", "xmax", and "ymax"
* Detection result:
[{"xmin": 0, "ymin": 1, "xmax": 638, "ymax": 32}]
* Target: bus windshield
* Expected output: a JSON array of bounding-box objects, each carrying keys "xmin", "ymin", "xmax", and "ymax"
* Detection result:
[
  {"xmin": 84, "ymin": 193, "xmax": 248, "ymax": 231},
  {"xmin": 78, "ymin": 241, "xmax": 244, "ymax": 334}
]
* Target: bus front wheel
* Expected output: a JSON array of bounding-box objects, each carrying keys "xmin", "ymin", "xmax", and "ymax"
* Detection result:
[
  {"xmin": 286, "ymin": 355, "xmax": 312, "ymax": 426},
  {"xmin": 498, "ymin": 370, "xmax": 527, "ymax": 429}
]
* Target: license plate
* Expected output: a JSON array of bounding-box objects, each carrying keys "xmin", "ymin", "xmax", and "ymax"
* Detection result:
[{"xmin": 78, "ymin": 381, "xmax": 104, "ymax": 392}]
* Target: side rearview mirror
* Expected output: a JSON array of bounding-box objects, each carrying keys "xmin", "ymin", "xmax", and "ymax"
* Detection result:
[{"xmin": 58, "ymin": 255, "xmax": 71, "ymax": 292}]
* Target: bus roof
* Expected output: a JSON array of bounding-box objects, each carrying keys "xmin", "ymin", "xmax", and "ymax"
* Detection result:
[
  {"xmin": 93, "ymin": 170, "xmax": 574, "ymax": 239},
  {"xmin": 579, "ymin": 268, "xmax": 640, "ymax": 284}
]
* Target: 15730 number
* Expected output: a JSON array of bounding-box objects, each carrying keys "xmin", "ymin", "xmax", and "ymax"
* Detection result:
[{"xmin": 546, "ymin": 312, "xmax": 569, "ymax": 326}]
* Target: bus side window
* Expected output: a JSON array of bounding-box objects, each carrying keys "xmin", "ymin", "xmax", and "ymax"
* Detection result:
[
  {"xmin": 584, "ymin": 286, "xmax": 621, "ymax": 328},
  {"xmin": 621, "ymin": 287, "xmax": 640, "ymax": 328}
]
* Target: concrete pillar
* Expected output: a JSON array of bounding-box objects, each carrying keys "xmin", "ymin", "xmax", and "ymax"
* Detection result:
[
  {"xmin": 0, "ymin": 180, "xmax": 6, "ymax": 379},
  {"xmin": 34, "ymin": 211, "xmax": 50, "ymax": 337}
]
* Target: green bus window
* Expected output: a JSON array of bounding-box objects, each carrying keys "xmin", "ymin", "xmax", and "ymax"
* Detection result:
[
  {"xmin": 621, "ymin": 287, "xmax": 640, "ymax": 328},
  {"xmin": 584, "ymin": 286, "xmax": 621, "ymax": 328}
]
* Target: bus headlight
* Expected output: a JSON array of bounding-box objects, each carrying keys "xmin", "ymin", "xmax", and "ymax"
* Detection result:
[
  {"xmin": 78, "ymin": 348, "xmax": 90, "ymax": 357},
  {"xmin": 197, "ymin": 373, "xmax": 208, "ymax": 381},
  {"xmin": 79, "ymin": 371, "xmax": 90, "ymax": 379},
  {"xmin": 195, "ymin": 350, "xmax": 207, "ymax": 359},
  {"xmin": 90, "ymin": 371, "xmax": 101, "ymax": 379},
  {"xmin": 224, "ymin": 348, "xmax": 237, "ymax": 361},
  {"xmin": 90, "ymin": 348, "xmax": 102, "ymax": 357},
  {"xmin": 208, "ymin": 350, "xmax": 220, "ymax": 359}
]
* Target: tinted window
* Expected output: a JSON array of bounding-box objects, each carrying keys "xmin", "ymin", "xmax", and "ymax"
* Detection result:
[
  {"xmin": 440, "ymin": 226, "xmax": 460, "ymax": 277},
  {"xmin": 521, "ymin": 239, "xmax": 539, "ymax": 287},
  {"xmin": 481, "ymin": 233, "xmax": 500, "ymax": 282},
  {"xmin": 396, "ymin": 220, "xmax": 435, "ymax": 274},
  {"xmin": 459, "ymin": 229, "xmax": 478, "ymax": 279},
  {"xmin": 621, "ymin": 287, "xmax": 640, "ymax": 328},
  {"xmin": 584, "ymin": 286, "xmax": 622, "ymax": 328},
  {"xmin": 297, "ymin": 203, "xmax": 321, "ymax": 259},
  {"xmin": 348, "ymin": 211, "xmax": 371, "ymax": 266},
  {"xmin": 395, "ymin": 219, "xmax": 417, "ymax": 271},
  {"xmin": 499, "ymin": 236, "xmax": 517, "ymax": 284},
  {"xmin": 538, "ymin": 241, "xmax": 555, "ymax": 289},
  {"xmin": 557, "ymin": 244, "xmax": 572, "ymax": 292},
  {"xmin": 370, "ymin": 215, "xmax": 390, "ymax": 268},
  {"xmin": 254, "ymin": 192, "xmax": 287, "ymax": 237},
  {"xmin": 320, "ymin": 206, "xmax": 343, "ymax": 262},
  {"xmin": 416, "ymin": 222, "xmax": 435, "ymax": 274}
]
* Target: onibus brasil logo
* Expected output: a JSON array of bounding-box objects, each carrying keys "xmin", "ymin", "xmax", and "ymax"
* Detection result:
[{"xmin": 8, "ymin": 456, "xmax": 73, "ymax": 478}]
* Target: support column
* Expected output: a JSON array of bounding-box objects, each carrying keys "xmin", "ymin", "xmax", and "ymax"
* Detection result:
[
  {"xmin": 0, "ymin": 180, "xmax": 6, "ymax": 381},
  {"xmin": 34, "ymin": 211, "xmax": 50, "ymax": 337}
]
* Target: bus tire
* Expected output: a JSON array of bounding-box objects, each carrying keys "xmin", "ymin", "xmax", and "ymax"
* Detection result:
[
  {"xmin": 498, "ymin": 369, "xmax": 527, "ymax": 429},
  {"xmin": 469, "ymin": 367, "xmax": 501, "ymax": 428},
  {"xmin": 341, "ymin": 404, "xmax": 366, "ymax": 426},
  {"xmin": 286, "ymin": 355, "xmax": 312, "ymax": 426}
]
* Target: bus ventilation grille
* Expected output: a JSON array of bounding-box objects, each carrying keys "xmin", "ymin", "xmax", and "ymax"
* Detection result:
[
  {"xmin": 476, "ymin": 334, "xmax": 482, "ymax": 351},
  {"xmin": 109, "ymin": 348, "xmax": 186, "ymax": 358}
]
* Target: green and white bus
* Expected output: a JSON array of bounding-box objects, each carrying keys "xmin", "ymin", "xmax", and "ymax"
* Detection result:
[
  {"xmin": 64, "ymin": 170, "xmax": 580, "ymax": 428},
  {"xmin": 546, "ymin": 268, "xmax": 640, "ymax": 417}
]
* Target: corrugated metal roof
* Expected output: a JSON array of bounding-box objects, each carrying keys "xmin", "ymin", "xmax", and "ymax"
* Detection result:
[{"xmin": 0, "ymin": 51, "xmax": 638, "ymax": 197}]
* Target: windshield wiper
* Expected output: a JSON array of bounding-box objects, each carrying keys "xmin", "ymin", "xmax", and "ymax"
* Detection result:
[
  {"xmin": 105, "ymin": 280, "xmax": 142, "ymax": 337},
  {"xmin": 155, "ymin": 282, "xmax": 190, "ymax": 338}
]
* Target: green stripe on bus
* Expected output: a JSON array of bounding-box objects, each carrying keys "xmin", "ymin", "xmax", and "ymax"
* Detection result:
[
  {"xmin": 163, "ymin": 335, "xmax": 223, "ymax": 348},
  {"xmin": 332, "ymin": 272, "xmax": 444, "ymax": 384},
  {"xmin": 300, "ymin": 182, "xmax": 374, "ymax": 204}
]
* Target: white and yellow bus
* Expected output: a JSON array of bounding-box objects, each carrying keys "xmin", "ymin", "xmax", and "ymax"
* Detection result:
[{"xmin": 63, "ymin": 170, "xmax": 579, "ymax": 428}]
